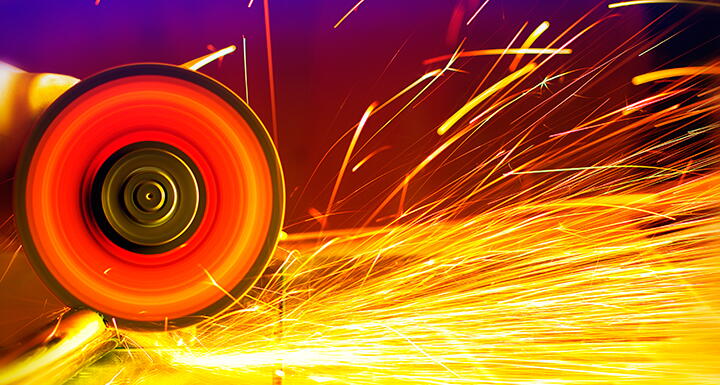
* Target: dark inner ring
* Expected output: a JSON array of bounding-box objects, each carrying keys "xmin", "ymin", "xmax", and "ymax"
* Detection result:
[{"xmin": 91, "ymin": 142, "xmax": 206, "ymax": 254}]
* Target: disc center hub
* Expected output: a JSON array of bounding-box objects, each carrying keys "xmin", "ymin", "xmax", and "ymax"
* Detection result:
[{"xmin": 92, "ymin": 142, "xmax": 206, "ymax": 254}]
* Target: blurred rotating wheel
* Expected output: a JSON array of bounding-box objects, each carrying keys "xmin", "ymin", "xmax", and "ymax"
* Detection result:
[{"xmin": 14, "ymin": 64, "xmax": 284, "ymax": 329}]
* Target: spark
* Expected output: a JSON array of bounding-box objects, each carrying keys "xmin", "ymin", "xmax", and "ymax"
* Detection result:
[
  {"xmin": 638, "ymin": 30, "xmax": 683, "ymax": 56},
  {"xmin": 103, "ymin": 368, "xmax": 125, "ymax": 385},
  {"xmin": 308, "ymin": 207, "xmax": 328, "ymax": 227},
  {"xmin": 609, "ymin": 0, "xmax": 720, "ymax": 8},
  {"xmin": 182, "ymin": 45, "xmax": 236, "ymax": 71},
  {"xmin": 505, "ymin": 164, "xmax": 685, "ymax": 176},
  {"xmin": 632, "ymin": 65, "xmax": 720, "ymax": 85},
  {"xmin": 437, "ymin": 63, "xmax": 536, "ymax": 135},
  {"xmin": 509, "ymin": 21, "xmax": 550, "ymax": 71},
  {"xmin": 299, "ymin": 68, "xmax": 446, "ymax": 202},
  {"xmin": 325, "ymin": 103, "xmax": 378, "ymax": 227},
  {"xmin": 108, "ymin": 7, "xmax": 720, "ymax": 385},
  {"xmin": 242, "ymin": 35, "xmax": 250, "ymax": 103},
  {"xmin": 0, "ymin": 245, "xmax": 21, "ymax": 282},
  {"xmin": 334, "ymin": 0, "xmax": 366, "ymax": 29},
  {"xmin": 362, "ymin": 63, "xmax": 536, "ymax": 226},
  {"xmin": 352, "ymin": 145, "xmax": 392, "ymax": 172},
  {"xmin": 263, "ymin": 0, "xmax": 279, "ymax": 143},
  {"xmin": 423, "ymin": 48, "xmax": 572, "ymax": 65},
  {"xmin": 202, "ymin": 266, "xmax": 236, "ymax": 301},
  {"xmin": 466, "ymin": 0, "xmax": 492, "ymax": 25}
]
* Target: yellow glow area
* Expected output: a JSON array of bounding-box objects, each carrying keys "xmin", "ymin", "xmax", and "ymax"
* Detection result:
[
  {"xmin": 182, "ymin": 45, "xmax": 237, "ymax": 71},
  {"xmin": 632, "ymin": 66, "xmax": 720, "ymax": 85},
  {"xmin": 333, "ymin": 0, "xmax": 366, "ymax": 29},
  {"xmin": 0, "ymin": 311, "xmax": 108, "ymax": 385},
  {"xmin": 437, "ymin": 63, "xmax": 536, "ymax": 135},
  {"xmin": 509, "ymin": 21, "xmax": 550, "ymax": 71}
]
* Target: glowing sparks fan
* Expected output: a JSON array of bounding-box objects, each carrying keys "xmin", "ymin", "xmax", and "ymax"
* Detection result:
[{"xmin": 13, "ymin": 51, "xmax": 284, "ymax": 329}]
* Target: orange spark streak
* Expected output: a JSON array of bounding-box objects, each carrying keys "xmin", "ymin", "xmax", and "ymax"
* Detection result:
[
  {"xmin": 263, "ymin": 0, "xmax": 279, "ymax": 143},
  {"xmin": 609, "ymin": 0, "xmax": 720, "ymax": 8},
  {"xmin": 364, "ymin": 63, "xmax": 536, "ymax": 225},
  {"xmin": 202, "ymin": 267, "xmax": 236, "ymax": 301},
  {"xmin": 334, "ymin": 0, "xmax": 366, "ymax": 29},
  {"xmin": 242, "ymin": 35, "xmax": 249, "ymax": 103},
  {"xmin": 308, "ymin": 208, "xmax": 328, "ymax": 227},
  {"xmin": 0, "ymin": 245, "xmax": 21, "ymax": 282},
  {"xmin": 423, "ymin": 48, "xmax": 572, "ymax": 65},
  {"xmin": 182, "ymin": 45, "xmax": 237, "ymax": 71},
  {"xmin": 473, "ymin": 22, "xmax": 528, "ymax": 93},
  {"xmin": 466, "ymin": 0, "xmax": 491, "ymax": 25},
  {"xmin": 632, "ymin": 66, "xmax": 720, "ymax": 85},
  {"xmin": 325, "ymin": 103, "xmax": 378, "ymax": 228},
  {"xmin": 248, "ymin": 0, "xmax": 254, "ymax": 7},
  {"xmin": 302, "ymin": 69, "xmax": 445, "ymax": 197},
  {"xmin": 509, "ymin": 21, "xmax": 550, "ymax": 71},
  {"xmin": 620, "ymin": 90, "xmax": 686, "ymax": 114},
  {"xmin": 438, "ymin": 62, "xmax": 537, "ymax": 135},
  {"xmin": 352, "ymin": 146, "xmax": 392, "ymax": 172}
]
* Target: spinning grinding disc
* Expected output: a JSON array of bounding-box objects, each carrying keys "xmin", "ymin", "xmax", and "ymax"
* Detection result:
[{"xmin": 14, "ymin": 63, "xmax": 284, "ymax": 329}]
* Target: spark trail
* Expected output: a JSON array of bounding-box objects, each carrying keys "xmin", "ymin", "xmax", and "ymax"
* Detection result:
[{"xmin": 104, "ymin": 5, "xmax": 720, "ymax": 385}]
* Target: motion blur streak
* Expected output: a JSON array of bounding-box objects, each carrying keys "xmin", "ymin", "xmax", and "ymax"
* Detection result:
[
  {"xmin": 608, "ymin": 0, "xmax": 720, "ymax": 9},
  {"xmin": 108, "ymin": 4, "xmax": 720, "ymax": 385},
  {"xmin": 116, "ymin": 64, "xmax": 720, "ymax": 384},
  {"xmin": 632, "ymin": 65, "xmax": 720, "ymax": 85}
]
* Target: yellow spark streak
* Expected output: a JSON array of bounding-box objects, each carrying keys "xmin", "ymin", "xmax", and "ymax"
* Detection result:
[
  {"xmin": 609, "ymin": 0, "xmax": 720, "ymax": 8},
  {"xmin": 632, "ymin": 66, "xmax": 720, "ymax": 85},
  {"xmin": 0, "ymin": 245, "xmax": 21, "ymax": 282},
  {"xmin": 325, "ymin": 103, "xmax": 378, "ymax": 226},
  {"xmin": 362, "ymin": 63, "xmax": 535, "ymax": 226},
  {"xmin": 423, "ymin": 48, "xmax": 571, "ymax": 65},
  {"xmin": 182, "ymin": 45, "xmax": 237, "ymax": 71},
  {"xmin": 438, "ymin": 63, "xmax": 537, "ymax": 135},
  {"xmin": 304, "ymin": 69, "xmax": 444, "ymax": 190},
  {"xmin": 334, "ymin": 0, "xmax": 366, "ymax": 29},
  {"xmin": 466, "ymin": 0, "xmax": 492, "ymax": 25},
  {"xmin": 102, "ymin": 10, "xmax": 720, "ymax": 385},
  {"xmin": 386, "ymin": 70, "xmax": 443, "ymax": 107},
  {"xmin": 352, "ymin": 145, "xmax": 391, "ymax": 172},
  {"xmin": 202, "ymin": 267, "xmax": 236, "ymax": 301},
  {"xmin": 509, "ymin": 21, "xmax": 550, "ymax": 71},
  {"xmin": 506, "ymin": 164, "xmax": 684, "ymax": 176}
]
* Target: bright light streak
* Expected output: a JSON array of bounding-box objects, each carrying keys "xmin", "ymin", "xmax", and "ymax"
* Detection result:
[
  {"xmin": 263, "ymin": 0, "xmax": 279, "ymax": 143},
  {"xmin": 325, "ymin": 103, "xmax": 378, "ymax": 227},
  {"xmin": 242, "ymin": 35, "xmax": 249, "ymax": 103},
  {"xmin": 609, "ymin": 0, "xmax": 720, "ymax": 8},
  {"xmin": 466, "ymin": 0, "xmax": 492, "ymax": 25},
  {"xmin": 423, "ymin": 48, "xmax": 571, "ymax": 65},
  {"xmin": 183, "ymin": 45, "xmax": 236, "ymax": 71},
  {"xmin": 509, "ymin": 21, "xmax": 550, "ymax": 71},
  {"xmin": 334, "ymin": 0, "xmax": 366, "ymax": 29},
  {"xmin": 109, "ymin": 7, "xmax": 720, "ymax": 385},
  {"xmin": 632, "ymin": 66, "xmax": 720, "ymax": 85},
  {"xmin": 352, "ymin": 146, "xmax": 391, "ymax": 172},
  {"xmin": 437, "ymin": 63, "xmax": 536, "ymax": 135}
]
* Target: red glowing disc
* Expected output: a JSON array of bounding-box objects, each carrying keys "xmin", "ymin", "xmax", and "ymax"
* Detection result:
[{"xmin": 14, "ymin": 64, "xmax": 284, "ymax": 329}]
